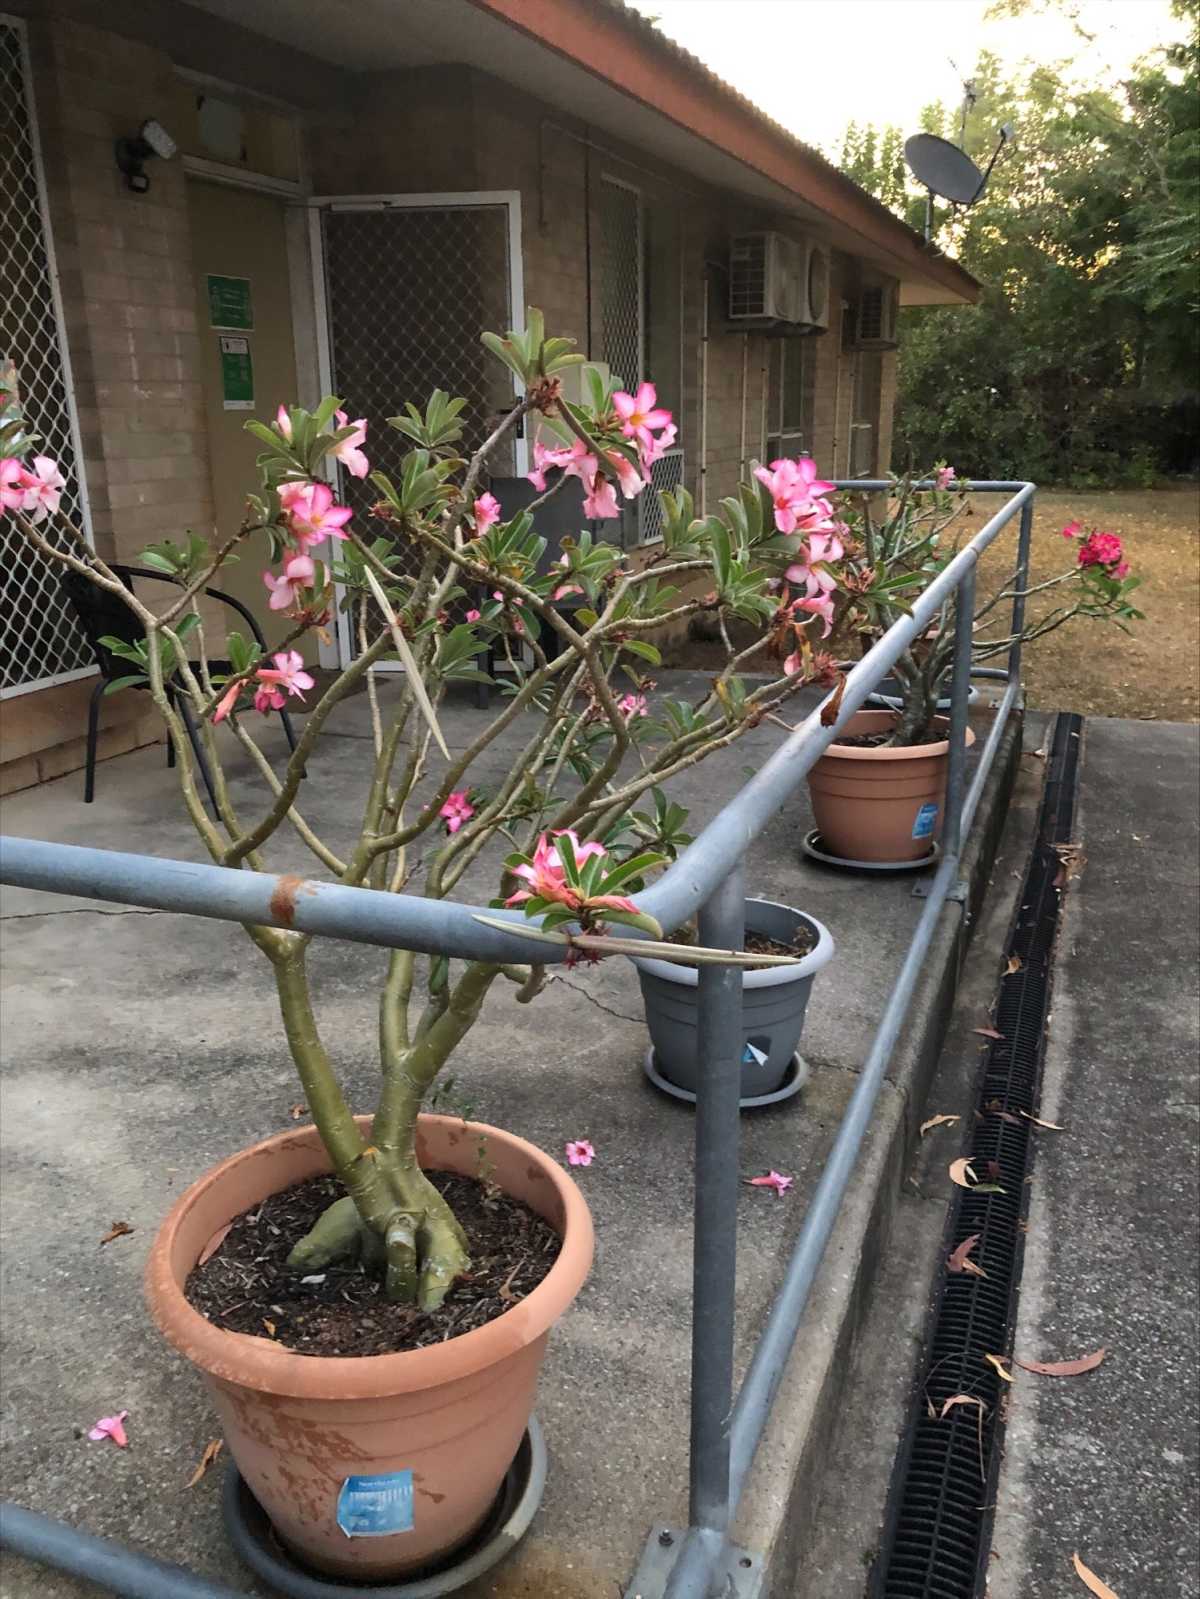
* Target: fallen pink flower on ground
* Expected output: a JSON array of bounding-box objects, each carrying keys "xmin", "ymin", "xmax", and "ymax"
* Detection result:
[
  {"xmin": 87, "ymin": 1410, "xmax": 129, "ymax": 1447},
  {"xmin": 746, "ymin": 1170, "xmax": 793, "ymax": 1196},
  {"xmin": 565, "ymin": 1139, "xmax": 595, "ymax": 1167}
]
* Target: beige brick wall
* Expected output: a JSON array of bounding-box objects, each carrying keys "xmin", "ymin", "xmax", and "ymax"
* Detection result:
[{"xmin": 3, "ymin": 7, "xmax": 211, "ymax": 790}]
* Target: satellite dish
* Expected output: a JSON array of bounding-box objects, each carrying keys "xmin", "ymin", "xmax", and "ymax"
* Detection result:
[{"xmin": 904, "ymin": 134, "xmax": 985, "ymax": 206}]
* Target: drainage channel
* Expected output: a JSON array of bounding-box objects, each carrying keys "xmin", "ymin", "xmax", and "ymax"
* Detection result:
[{"xmin": 871, "ymin": 711, "xmax": 1084, "ymax": 1599}]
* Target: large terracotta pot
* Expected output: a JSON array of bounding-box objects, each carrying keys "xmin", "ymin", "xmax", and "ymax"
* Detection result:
[
  {"xmin": 807, "ymin": 709, "xmax": 975, "ymax": 863},
  {"xmin": 146, "ymin": 1115, "xmax": 593, "ymax": 1580}
]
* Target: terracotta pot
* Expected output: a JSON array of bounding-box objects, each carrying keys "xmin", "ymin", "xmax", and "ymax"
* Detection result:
[
  {"xmin": 807, "ymin": 709, "xmax": 976, "ymax": 863},
  {"xmin": 145, "ymin": 1115, "xmax": 593, "ymax": 1580}
]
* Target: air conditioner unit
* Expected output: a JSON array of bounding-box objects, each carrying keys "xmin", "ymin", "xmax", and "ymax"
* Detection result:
[
  {"xmin": 729, "ymin": 232, "xmax": 803, "ymax": 323},
  {"xmin": 849, "ymin": 279, "xmax": 900, "ymax": 349},
  {"xmin": 798, "ymin": 239, "xmax": 831, "ymax": 329}
]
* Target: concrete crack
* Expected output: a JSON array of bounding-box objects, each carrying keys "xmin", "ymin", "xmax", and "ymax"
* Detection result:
[
  {"xmin": 1, "ymin": 906, "xmax": 166, "ymax": 923},
  {"xmin": 551, "ymin": 973, "xmax": 642, "ymax": 1025}
]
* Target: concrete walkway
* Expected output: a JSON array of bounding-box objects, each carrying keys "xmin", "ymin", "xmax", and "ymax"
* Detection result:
[
  {"xmin": 0, "ymin": 672, "xmax": 1017, "ymax": 1597},
  {"xmin": 988, "ymin": 718, "xmax": 1200, "ymax": 1599}
]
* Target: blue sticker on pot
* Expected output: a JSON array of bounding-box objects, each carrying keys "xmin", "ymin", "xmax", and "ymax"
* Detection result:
[
  {"xmin": 742, "ymin": 1042, "xmax": 768, "ymax": 1068},
  {"xmin": 337, "ymin": 1471, "xmax": 414, "ymax": 1538},
  {"xmin": 912, "ymin": 802, "xmax": 939, "ymax": 840}
]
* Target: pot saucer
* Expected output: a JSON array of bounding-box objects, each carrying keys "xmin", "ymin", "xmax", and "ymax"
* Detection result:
[
  {"xmin": 800, "ymin": 828, "xmax": 941, "ymax": 873},
  {"xmin": 641, "ymin": 1047, "xmax": 810, "ymax": 1109},
  {"xmin": 223, "ymin": 1419, "xmax": 545, "ymax": 1597}
]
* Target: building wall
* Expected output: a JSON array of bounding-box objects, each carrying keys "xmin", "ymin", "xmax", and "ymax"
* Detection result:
[{"xmin": 3, "ymin": 30, "xmax": 905, "ymax": 794}]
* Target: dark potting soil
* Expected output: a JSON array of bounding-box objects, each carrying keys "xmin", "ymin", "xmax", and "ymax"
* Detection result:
[
  {"xmin": 834, "ymin": 727, "xmax": 945, "ymax": 749},
  {"xmin": 666, "ymin": 923, "xmax": 817, "ymax": 967},
  {"xmin": 184, "ymin": 1171, "xmax": 560, "ymax": 1357}
]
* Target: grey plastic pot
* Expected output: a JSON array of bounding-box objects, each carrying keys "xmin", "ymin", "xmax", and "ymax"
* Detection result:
[{"xmin": 630, "ymin": 899, "xmax": 835, "ymax": 1098}]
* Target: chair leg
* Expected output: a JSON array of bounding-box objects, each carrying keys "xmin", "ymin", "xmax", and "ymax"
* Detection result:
[
  {"xmin": 166, "ymin": 731, "xmax": 175, "ymax": 768},
  {"xmin": 84, "ymin": 678, "xmax": 105, "ymax": 803},
  {"xmin": 178, "ymin": 695, "xmax": 219, "ymax": 814},
  {"xmin": 279, "ymin": 707, "xmax": 299, "ymax": 756}
]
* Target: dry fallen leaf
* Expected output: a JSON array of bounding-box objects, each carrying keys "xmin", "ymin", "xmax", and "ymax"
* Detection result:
[
  {"xmin": 186, "ymin": 1438, "xmax": 223, "ymax": 1488},
  {"xmin": 1073, "ymin": 1552, "xmax": 1119, "ymax": 1598},
  {"xmin": 974, "ymin": 1025, "xmax": 1005, "ymax": 1040},
  {"xmin": 992, "ymin": 1108, "xmax": 1023, "ymax": 1125},
  {"xmin": 921, "ymin": 1113, "xmax": 961, "ymax": 1137},
  {"xmin": 197, "ymin": 1222, "xmax": 233, "ymax": 1267},
  {"xmin": 288, "ymin": 1103, "xmax": 308, "ymax": 1120},
  {"xmin": 1020, "ymin": 1109, "xmax": 1064, "ymax": 1131},
  {"xmin": 940, "ymin": 1392, "xmax": 986, "ymax": 1420},
  {"xmin": 1015, "ymin": 1348, "xmax": 1106, "ymax": 1378},
  {"xmin": 1005, "ymin": 954, "xmax": 1023, "ymax": 975},
  {"xmin": 985, "ymin": 1352, "xmax": 1015, "ymax": 1383},
  {"xmin": 948, "ymin": 1234, "xmax": 988, "ymax": 1278},
  {"xmin": 1053, "ymin": 844, "xmax": 1087, "ymax": 888},
  {"xmin": 949, "ymin": 1158, "xmax": 978, "ymax": 1188},
  {"xmin": 99, "ymin": 1221, "xmax": 134, "ymax": 1247},
  {"xmin": 262, "ymin": 1318, "xmax": 277, "ymax": 1338}
]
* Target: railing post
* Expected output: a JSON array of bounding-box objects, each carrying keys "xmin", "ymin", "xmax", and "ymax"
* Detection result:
[
  {"xmin": 1007, "ymin": 495, "xmax": 1034, "ymax": 689},
  {"xmin": 942, "ymin": 564, "xmax": 977, "ymax": 862},
  {"xmin": 687, "ymin": 859, "xmax": 745, "ymax": 1534}
]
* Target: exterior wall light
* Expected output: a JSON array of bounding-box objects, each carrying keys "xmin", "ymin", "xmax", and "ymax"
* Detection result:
[{"xmin": 115, "ymin": 119, "xmax": 178, "ymax": 193}]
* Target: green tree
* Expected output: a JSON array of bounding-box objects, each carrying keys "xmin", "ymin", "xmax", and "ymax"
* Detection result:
[{"xmin": 838, "ymin": 8, "xmax": 1199, "ymax": 483}]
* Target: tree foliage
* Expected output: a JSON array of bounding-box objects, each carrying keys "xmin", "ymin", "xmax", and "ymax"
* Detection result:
[{"xmin": 840, "ymin": 3, "xmax": 1199, "ymax": 484}]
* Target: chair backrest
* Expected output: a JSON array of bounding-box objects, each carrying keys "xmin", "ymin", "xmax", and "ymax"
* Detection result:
[
  {"xmin": 488, "ymin": 474, "xmax": 619, "ymax": 576},
  {"xmin": 59, "ymin": 567, "xmax": 142, "ymax": 680}
]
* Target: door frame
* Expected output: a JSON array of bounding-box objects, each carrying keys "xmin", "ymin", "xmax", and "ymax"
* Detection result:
[{"xmin": 307, "ymin": 190, "xmax": 528, "ymax": 669}]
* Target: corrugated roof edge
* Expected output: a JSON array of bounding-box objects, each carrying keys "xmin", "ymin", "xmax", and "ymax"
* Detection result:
[{"xmin": 466, "ymin": 0, "xmax": 979, "ymax": 303}]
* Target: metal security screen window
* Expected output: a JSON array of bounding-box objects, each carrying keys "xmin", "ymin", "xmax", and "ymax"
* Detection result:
[
  {"xmin": 316, "ymin": 197, "xmax": 521, "ymax": 625},
  {"xmin": 599, "ymin": 177, "xmax": 642, "ymax": 392},
  {"xmin": 1, "ymin": 15, "xmax": 94, "ymax": 699},
  {"xmin": 766, "ymin": 337, "xmax": 814, "ymax": 461}
]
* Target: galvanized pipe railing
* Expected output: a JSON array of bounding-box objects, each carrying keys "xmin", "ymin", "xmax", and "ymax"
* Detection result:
[{"xmin": 0, "ymin": 482, "xmax": 1035, "ymax": 1599}]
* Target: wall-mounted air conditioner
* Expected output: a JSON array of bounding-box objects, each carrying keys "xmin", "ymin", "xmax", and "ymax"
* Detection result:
[
  {"xmin": 848, "ymin": 279, "xmax": 900, "ymax": 349},
  {"xmin": 729, "ymin": 232, "xmax": 829, "ymax": 328}
]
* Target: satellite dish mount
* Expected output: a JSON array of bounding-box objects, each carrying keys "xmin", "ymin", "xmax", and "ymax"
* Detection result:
[{"xmin": 904, "ymin": 125, "xmax": 1013, "ymax": 241}]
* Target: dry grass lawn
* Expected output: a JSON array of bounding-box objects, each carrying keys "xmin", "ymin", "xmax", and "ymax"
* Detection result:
[{"xmin": 973, "ymin": 486, "xmax": 1199, "ymax": 722}]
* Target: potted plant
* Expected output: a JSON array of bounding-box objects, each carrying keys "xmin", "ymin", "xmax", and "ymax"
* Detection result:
[
  {"xmin": 631, "ymin": 895, "xmax": 835, "ymax": 1101},
  {"xmin": 1, "ymin": 321, "xmax": 849, "ymax": 1581},
  {"xmin": 793, "ymin": 467, "xmax": 1143, "ymax": 863}
]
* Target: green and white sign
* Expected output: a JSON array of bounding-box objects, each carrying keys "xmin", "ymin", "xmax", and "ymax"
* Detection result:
[
  {"xmin": 219, "ymin": 335, "xmax": 254, "ymax": 411},
  {"xmin": 207, "ymin": 274, "xmax": 253, "ymax": 330}
]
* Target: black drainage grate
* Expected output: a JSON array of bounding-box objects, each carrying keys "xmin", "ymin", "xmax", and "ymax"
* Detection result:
[{"xmin": 871, "ymin": 713, "xmax": 1084, "ymax": 1599}]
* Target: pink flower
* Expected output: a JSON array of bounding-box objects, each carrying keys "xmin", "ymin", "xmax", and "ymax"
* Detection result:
[
  {"xmin": 527, "ymin": 438, "xmax": 596, "ymax": 493},
  {"xmin": 583, "ymin": 471, "xmax": 620, "ymax": 520},
  {"xmin": 786, "ymin": 529, "xmax": 843, "ymax": 597},
  {"xmin": 254, "ymin": 649, "xmax": 315, "ymax": 714},
  {"xmin": 565, "ymin": 1139, "xmax": 595, "ymax": 1167},
  {"xmin": 935, "ymin": 465, "xmax": 955, "ymax": 490},
  {"xmin": 613, "ymin": 382, "xmax": 672, "ymax": 451},
  {"xmin": 18, "ymin": 455, "xmax": 65, "ymax": 523},
  {"xmin": 1114, "ymin": 560, "xmax": 1130, "ymax": 579},
  {"xmin": 793, "ymin": 591, "xmax": 836, "ymax": 637},
  {"xmin": 1060, "ymin": 519, "xmax": 1083, "ymax": 539},
  {"xmin": 278, "ymin": 481, "xmax": 352, "ymax": 549},
  {"xmin": 618, "ymin": 692, "xmax": 648, "ymax": 719},
  {"xmin": 212, "ymin": 679, "xmax": 243, "ymax": 724},
  {"xmin": 783, "ymin": 649, "xmax": 804, "ymax": 676},
  {"xmin": 275, "ymin": 405, "xmax": 293, "ymax": 442},
  {"xmin": 606, "ymin": 449, "xmax": 646, "ymax": 500},
  {"xmin": 553, "ymin": 829, "xmax": 608, "ymax": 865},
  {"xmin": 440, "ymin": 790, "xmax": 475, "ymax": 834},
  {"xmin": 1078, "ymin": 530, "xmax": 1124, "ymax": 569},
  {"xmin": 639, "ymin": 419, "xmax": 678, "ymax": 469},
  {"xmin": 465, "ymin": 608, "xmax": 482, "ymax": 623},
  {"xmin": 0, "ymin": 458, "xmax": 32, "ymax": 512},
  {"xmin": 746, "ymin": 1170, "xmax": 793, "ymax": 1197},
  {"xmin": 473, "ymin": 491, "xmax": 502, "ymax": 532},
  {"xmin": 331, "ymin": 409, "xmax": 369, "ymax": 478},
  {"xmin": 262, "ymin": 551, "xmax": 316, "ymax": 612},
  {"xmin": 552, "ymin": 582, "xmax": 584, "ymax": 601},
  {"xmin": 504, "ymin": 830, "xmax": 608, "ymax": 909},
  {"xmin": 754, "ymin": 456, "xmax": 835, "ymax": 536},
  {"xmin": 87, "ymin": 1410, "xmax": 129, "ymax": 1447}
]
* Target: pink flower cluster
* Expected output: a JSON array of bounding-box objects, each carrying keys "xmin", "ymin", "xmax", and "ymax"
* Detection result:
[
  {"xmin": 527, "ymin": 382, "xmax": 675, "ymax": 520},
  {"xmin": 1, "ymin": 455, "xmax": 66, "ymax": 523},
  {"xmin": 756, "ymin": 456, "xmax": 846, "ymax": 653},
  {"xmin": 505, "ymin": 830, "xmax": 638, "ymax": 918},
  {"xmin": 439, "ymin": 790, "xmax": 475, "ymax": 833},
  {"xmin": 754, "ymin": 455, "xmax": 835, "ymax": 537},
  {"xmin": 213, "ymin": 649, "xmax": 314, "ymax": 723},
  {"xmin": 1060, "ymin": 519, "xmax": 1129, "ymax": 578},
  {"xmin": 261, "ymin": 404, "xmax": 369, "ymax": 618}
]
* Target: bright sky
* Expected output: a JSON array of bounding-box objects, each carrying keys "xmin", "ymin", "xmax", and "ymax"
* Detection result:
[{"xmin": 625, "ymin": 0, "xmax": 1183, "ymax": 154}]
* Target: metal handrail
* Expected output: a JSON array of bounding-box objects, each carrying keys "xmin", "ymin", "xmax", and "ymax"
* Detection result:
[{"xmin": 0, "ymin": 480, "xmax": 1036, "ymax": 1599}]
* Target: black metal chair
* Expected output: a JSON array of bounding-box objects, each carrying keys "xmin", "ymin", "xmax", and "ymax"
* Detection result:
[
  {"xmin": 59, "ymin": 565, "xmax": 298, "ymax": 807},
  {"xmin": 475, "ymin": 475, "xmax": 618, "ymax": 706}
]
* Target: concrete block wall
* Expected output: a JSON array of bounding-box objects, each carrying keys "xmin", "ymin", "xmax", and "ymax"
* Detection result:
[{"xmin": 3, "ymin": 6, "xmax": 213, "ymax": 791}]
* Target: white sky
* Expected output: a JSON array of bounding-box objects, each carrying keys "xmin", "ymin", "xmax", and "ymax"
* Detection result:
[{"xmin": 625, "ymin": 0, "xmax": 1183, "ymax": 153}]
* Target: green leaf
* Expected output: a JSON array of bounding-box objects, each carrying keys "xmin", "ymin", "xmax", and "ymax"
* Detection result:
[
  {"xmin": 623, "ymin": 639, "xmax": 661, "ymax": 665},
  {"xmin": 102, "ymin": 674, "xmax": 147, "ymax": 694}
]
